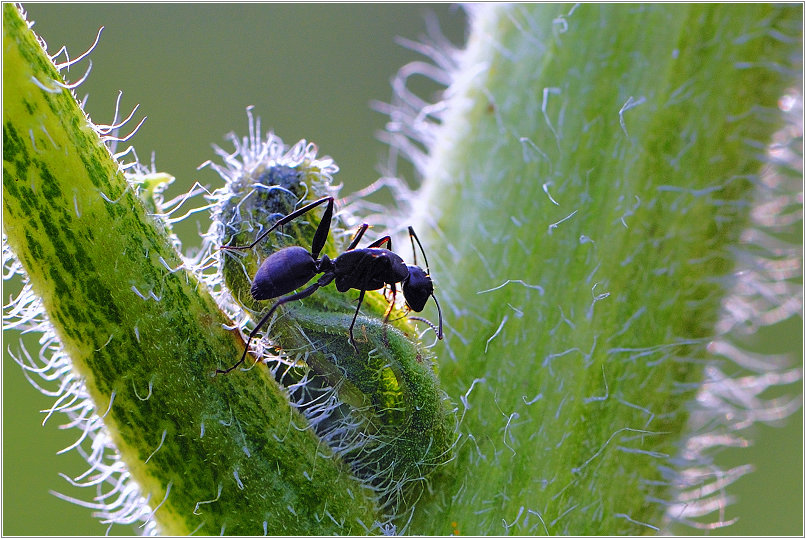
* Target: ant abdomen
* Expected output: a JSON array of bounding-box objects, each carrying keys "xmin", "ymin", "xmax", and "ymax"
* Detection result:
[{"xmin": 251, "ymin": 246, "xmax": 317, "ymax": 301}]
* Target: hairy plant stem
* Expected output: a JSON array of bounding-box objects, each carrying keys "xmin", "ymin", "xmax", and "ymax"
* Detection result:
[
  {"xmin": 407, "ymin": 4, "xmax": 800, "ymax": 535},
  {"xmin": 3, "ymin": 5, "xmax": 379, "ymax": 534}
]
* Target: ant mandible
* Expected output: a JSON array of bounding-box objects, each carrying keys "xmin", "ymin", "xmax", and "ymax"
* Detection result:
[{"xmin": 216, "ymin": 196, "xmax": 443, "ymax": 374}]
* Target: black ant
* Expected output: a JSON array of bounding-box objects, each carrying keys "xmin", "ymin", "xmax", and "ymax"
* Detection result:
[{"xmin": 216, "ymin": 196, "xmax": 443, "ymax": 374}]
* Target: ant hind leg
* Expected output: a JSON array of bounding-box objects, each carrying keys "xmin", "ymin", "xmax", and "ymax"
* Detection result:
[
  {"xmin": 216, "ymin": 276, "xmax": 331, "ymax": 375},
  {"xmin": 347, "ymin": 289, "xmax": 366, "ymax": 353}
]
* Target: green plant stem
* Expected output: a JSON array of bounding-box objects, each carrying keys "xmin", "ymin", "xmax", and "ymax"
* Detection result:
[
  {"xmin": 3, "ymin": 5, "xmax": 378, "ymax": 534},
  {"xmin": 409, "ymin": 4, "xmax": 800, "ymax": 535}
]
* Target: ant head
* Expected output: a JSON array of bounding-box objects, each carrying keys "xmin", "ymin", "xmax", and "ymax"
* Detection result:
[
  {"xmin": 402, "ymin": 265, "xmax": 433, "ymax": 312},
  {"xmin": 403, "ymin": 265, "xmax": 443, "ymax": 340}
]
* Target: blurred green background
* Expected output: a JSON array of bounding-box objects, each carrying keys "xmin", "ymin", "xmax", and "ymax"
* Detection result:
[{"xmin": 3, "ymin": 4, "xmax": 801, "ymax": 536}]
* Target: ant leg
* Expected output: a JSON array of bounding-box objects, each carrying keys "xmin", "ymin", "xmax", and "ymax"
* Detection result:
[
  {"xmin": 346, "ymin": 224, "xmax": 369, "ymax": 250},
  {"xmin": 382, "ymin": 283, "xmax": 397, "ymax": 325},
  {"xmin": 367, "ymin": 235, "xmax": 391, "ymax": 249},
  {"xmin": 221, "ymin": 196, "xmax": 334, "ymax": 254},
  {"xmin": 380, "ymin": 283, "xmax": 397, "ymax": 348},
  {"xmin": 309, "ymin": 198, "xmax": 334, "ymax": 259},
  {"xmin": 216, "ymin": 274, "xmax": 334, "ymax": 374},
  {"xmin": 388, "ymin": 305, "xmax": 411, "ymax": 323},
  {"xmin": 346, "ymin": 224, "xmax": 390, "ymax": 251},
  {"xmin": 216, "ymin": 308, "xmax": 277, "ymax": 375},
  {"xmin": 347, "ymin": 289, "xmax": 366, "ymax": 353}
]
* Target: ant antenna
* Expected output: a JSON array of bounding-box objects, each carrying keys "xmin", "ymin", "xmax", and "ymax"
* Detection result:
[
  {"xmin": 431, "ymin": 294, "xmax": 444, "ymax": 340},
  {"xmin": 407, "ymin": 226, "xmax": 430, "ymax": 273},
  {"xmin": 406, "ymin": 226, "xmax": 443, "ymax": 340},
  {"xmin": 408, "ymin": 314, "xmax": 442, "ymax": 342}
]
